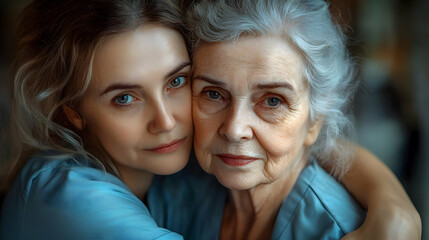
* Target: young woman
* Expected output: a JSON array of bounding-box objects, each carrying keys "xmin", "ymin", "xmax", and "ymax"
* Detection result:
[
  {"xmin": 0, "ymin": 0, "xmax": 420, "ymax": 239},
  {"xmin": 1, "ymin": 0, "xmax": 190, "ymax": 239}
]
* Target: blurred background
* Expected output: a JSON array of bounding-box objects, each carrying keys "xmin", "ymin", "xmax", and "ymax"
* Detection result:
[
  {"xmin": 0, "ymin": 0, "xmax": 428, "ymax": 238},
  {"xmin": 330, "ymin": 0, "xmax": 429, "ymax": 237}
]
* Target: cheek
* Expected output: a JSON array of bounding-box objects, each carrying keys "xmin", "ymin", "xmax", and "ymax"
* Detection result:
[
  {"xmin": 255, "ymin": 114, "xmax": 309, "ymax": 162},
  {"xmin": 262, "ymin": 104, "xmax": 310, "ymax": 152},
  {"xmin": 192, "ymin": 103, "xmax": 223, "ymax": 171},
  {"xmin": 94, "ymin": 117, "xmax": 141, "ymax": 148},
  {"xmin": 192, "ymin": 104, "xmax": 221, "ymax": 147},
  {"xmin": 82, "ymin": 106, "xmax": 145, "ymax": 154},
  {"xmin": 257, "ymin": 127, "xmax": 300, "ymax": 156},
  {"xmin": 253, "ymin": 123, "xmax": 308, "ymax": 182},
  {"xmin": 192, "ymin": 124, "xmax": 211, "ymax": 172}
]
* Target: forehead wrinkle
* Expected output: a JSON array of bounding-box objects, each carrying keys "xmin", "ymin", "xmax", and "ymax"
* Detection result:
[
  {"xmin": 243, "ymin": 52, "xmax": 304, "ymax": 92},
  {"xmin": 194, "ymin": 38, "xmax": 307, "ymax": 93}
]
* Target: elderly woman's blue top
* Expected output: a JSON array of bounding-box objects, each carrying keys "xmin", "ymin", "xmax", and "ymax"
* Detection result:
[
  {"xmin": 0, "ymin": 151, "xmax": 182, "ymax": 240},
  {"xmin": 148, "ymin": 157, "xmax": 366, "ymax": 240}
]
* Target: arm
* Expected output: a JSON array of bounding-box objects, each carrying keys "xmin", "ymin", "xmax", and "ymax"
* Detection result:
[{"xmin": 334, "ymin": 146, "xmax": 421, "ymax": 240}]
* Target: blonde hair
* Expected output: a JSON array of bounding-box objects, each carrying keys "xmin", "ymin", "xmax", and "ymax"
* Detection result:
[{"xmin": 4, "ymin": 0, "xmax": 185, "ymax": 190}]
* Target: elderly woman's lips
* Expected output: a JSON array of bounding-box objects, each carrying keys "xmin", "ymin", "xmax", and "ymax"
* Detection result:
[
  {"xmin": 147, "ymin": 137, "xmax": 186, "ymax": 154},
  {"xmin": 217, "ymin": 154, "xmax": 258, "ymax": 167}
]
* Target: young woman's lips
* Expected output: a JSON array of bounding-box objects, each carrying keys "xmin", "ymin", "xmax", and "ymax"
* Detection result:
[
  {"xmin": 147, "ymin": 137, "xmax": 186, "ymax": 154},
  {"xmin": 217, "ymin": 154, "xmax": 259, "ymax": 167}
]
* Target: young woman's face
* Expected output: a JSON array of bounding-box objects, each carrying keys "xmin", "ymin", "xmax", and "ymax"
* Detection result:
[{"xmin": 77, "ymin": 24, "xmax": 193, "ymax": 175}]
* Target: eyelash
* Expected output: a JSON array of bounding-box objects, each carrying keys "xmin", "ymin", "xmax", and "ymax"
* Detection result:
[
  {"xmin": 112, "ymin": 93, "xmax": 138, "ymax": 107},
  {"xmin": 261, "ymin": 95, "xmax": 285, "ymax": 108},
  {"xmin": 167, "ymin": 74, "xmax": 188, "ymax": 90},
  {"xmin": 205, "ymin": 90, "xmax": 222, "ymax": 99},
  {"xmin": 201, "ymin": 88, "xmax": 227, "ymax": 103},
  {"xmin": 260, "ymin": 94, "xmax": 296, "ymax": 112}
]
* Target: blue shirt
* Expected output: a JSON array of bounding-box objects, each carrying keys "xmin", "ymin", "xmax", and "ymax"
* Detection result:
[
  {"xmin": 149, "ymin": 159, "xmax": 366, "ymax": 240},
  {"xmin": 0, "ymin": 152, "xmax": 182, "ymax": 240}
]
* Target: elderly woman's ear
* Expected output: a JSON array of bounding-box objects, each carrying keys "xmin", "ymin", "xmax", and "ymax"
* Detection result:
[
  {"xmin": 62, "ymin": 104, "xmax": 85, "ymax": 130},
  {"xmin": 304, "ymin": 118, "xmax": 323, "ymax": 146}
]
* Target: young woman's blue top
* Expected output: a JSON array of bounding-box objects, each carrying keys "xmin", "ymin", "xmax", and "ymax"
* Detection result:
[
  {"xmin": 148, "ymin": 158, "xmax": 366, "ymax": 240},
  {"xmin": 0, "ymin": 151, "xmax": 182, "ymax": 240}
]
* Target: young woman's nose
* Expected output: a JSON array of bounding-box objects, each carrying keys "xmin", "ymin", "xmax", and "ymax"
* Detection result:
[
  {"xmin": 147, "ymin": 100, "xmax": 176, "ymax": 134},
  {"xmin": 218, "ymin": 102, "xmax": 253, "ymax": 142}
]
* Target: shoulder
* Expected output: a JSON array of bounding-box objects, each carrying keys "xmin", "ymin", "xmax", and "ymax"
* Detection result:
[
  {"xmin": 15, "ymin": 151, "xmax": 129, "ymax": 204},
  {"xmin": 1, "ymin": 151, "xmax": 182, "ymax": 240},
  {"xmin": 306, "ymin": 162, "xmax": 366, "ymax": 232},
  {"xmin": 272, "ymin": 161, "xmax": 366, "ymax": 240}
]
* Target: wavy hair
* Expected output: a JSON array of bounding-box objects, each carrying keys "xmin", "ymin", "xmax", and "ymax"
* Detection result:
[
  {"xmin": 186, "ymin": 0, "xmax": 358, "ymax": 178},
  {"xmin": 5, "ymin": 0, "xmax": 185, "ymax": 189}
]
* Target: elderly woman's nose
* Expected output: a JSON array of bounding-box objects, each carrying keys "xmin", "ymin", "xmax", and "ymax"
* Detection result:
[
  {"xmin": 219, "ymin": 103, "xmax": 253, "ymax": 142},
  {"xmin": 147, "ymin": 100, "xmax": 176, "ymax": 134}
]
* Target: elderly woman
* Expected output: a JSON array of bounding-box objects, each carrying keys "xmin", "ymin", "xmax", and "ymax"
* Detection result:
[
  {"xmin": 190, "ymin": 0, "xmax": 362, "ymax": 238},
  {"xmin": 149, "ymin": 0, "xmax": 379, "ymax": 239}
]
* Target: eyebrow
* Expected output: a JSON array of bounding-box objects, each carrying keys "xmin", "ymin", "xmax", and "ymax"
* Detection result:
[
  {"xmin": 192, "ymin": 75, "xmax": 227, "ymax": 88},
  {"xmin": 100, "ymin": 83, "xmax": 142, "ymax": 96},
  {"xmin": 253, "ymin": 81, "xmax": 294, "ymax": 91},
  {"xmin": 100, "ymin": 61, "xmax": 191, "ymax": 96},
  {"xmin": 193, "ymin": 75, "xmax": 294, "ymax": 92},
  {"xmin": 165, "ymin": 62, "xmax": 191, "ymax": 79}
]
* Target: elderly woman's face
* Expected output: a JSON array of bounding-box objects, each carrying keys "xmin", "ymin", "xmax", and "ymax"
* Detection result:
[{"xmin": 192, "ymin": 35, "xmax": 322, "ymax": 190}]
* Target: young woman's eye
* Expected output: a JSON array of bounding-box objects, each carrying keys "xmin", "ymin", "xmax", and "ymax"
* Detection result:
[
  {"xmin": 168, "ymin": 76, "xmax": 186, "ymax": 88},
  {"xmin": 206, "ymin": 90, "xmax": 221, "ymax": 100},
  {"xmin": 266, "ymin": 97, "xmax": 281, "ymax": 107},
  {"xmin": 115, "ymin": 94, "xmax": 135, "ymax": 105}
]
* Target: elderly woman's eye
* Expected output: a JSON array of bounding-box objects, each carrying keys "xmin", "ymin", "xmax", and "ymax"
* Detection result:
[
  {"xmin": 206, "ymin": 90, "xmax": 221, "ymax": 100},
  {"xmin": 266, "ymin": 97, "xmax": 281, "ymax": 107}
]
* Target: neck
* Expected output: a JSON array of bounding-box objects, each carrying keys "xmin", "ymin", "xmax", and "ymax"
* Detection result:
[
  {"xmin": 115, "ymin": 164, "xmax": 154, "ymax": 200},
  {"xmin": 220, "ymin": 157, "xmax": 308, "ymax": 240}
]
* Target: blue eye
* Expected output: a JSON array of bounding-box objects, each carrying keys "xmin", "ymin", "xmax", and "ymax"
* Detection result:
[
  {"xmin": 206, "ymin": 90, "xmax": 221, "ymax": 99},
  {"xmin": 266, "ymin": 97, "xmax": 281, "ymax": 107},
  {"xmin": 115, "ymin": 94, "xmax": 134, "ymax": 104},
  {"xmin": 169, "ymin": 76, "xmax": 186, "ymax": 88}
]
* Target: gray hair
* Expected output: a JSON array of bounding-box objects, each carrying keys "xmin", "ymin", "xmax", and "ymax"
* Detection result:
[
  {"xmin": 5, "ymin": 0, "xmax": 185, "ymax": 189},
  {"xmin": 186, "ymin": 0, "xmax": 357, "ymax": 178}
]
